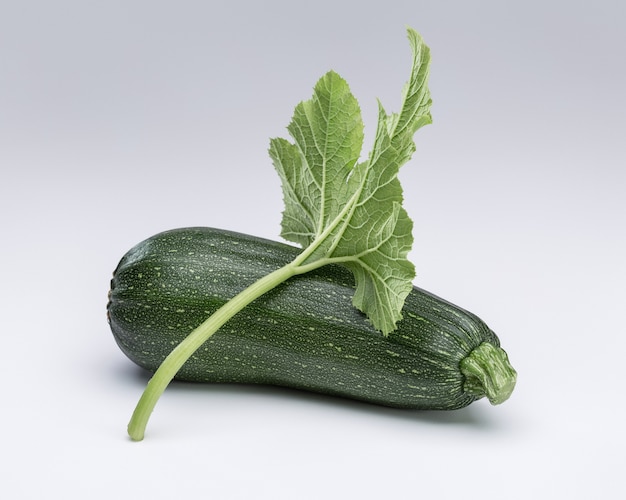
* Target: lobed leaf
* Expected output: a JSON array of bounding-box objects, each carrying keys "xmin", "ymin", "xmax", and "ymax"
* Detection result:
[{"xmin": 270, "ymin": 28, "xmax": 432, "ymax": 334}]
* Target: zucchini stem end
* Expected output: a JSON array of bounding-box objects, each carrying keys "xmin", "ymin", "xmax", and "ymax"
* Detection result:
[{"xmin": 460, "ymin": 342, "xmax": 517, "ymax": 405}]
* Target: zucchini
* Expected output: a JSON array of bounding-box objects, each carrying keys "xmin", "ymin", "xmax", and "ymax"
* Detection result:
[{"xmin": 108, "ymin": 227, "xmax": 516, "ymax": 409}]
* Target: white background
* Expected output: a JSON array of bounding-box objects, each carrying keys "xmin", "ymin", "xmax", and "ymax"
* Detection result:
[{"xmin": 2, "ymin": 1, "xmax": 624, "ymax": 498}]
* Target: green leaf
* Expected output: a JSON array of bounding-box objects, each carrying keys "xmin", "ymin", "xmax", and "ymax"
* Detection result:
[
  {"xmin": 270, "ymin": 70, "xmax": 364, "ymax": 248},
  {"xmin": 270, "ymin": 28, "xmax": 432, "ymax": 334},
  {"xmin": 126, "ymin": 27, "xmax": 433, "ymax": 440}
]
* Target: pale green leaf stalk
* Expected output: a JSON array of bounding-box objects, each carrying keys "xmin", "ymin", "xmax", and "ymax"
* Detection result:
[{"xmin": 127, "ymin": 28, "xmax": 432, "ymax": 441}]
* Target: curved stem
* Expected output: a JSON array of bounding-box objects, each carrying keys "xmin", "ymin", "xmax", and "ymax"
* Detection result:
[
  {"xmin": 460, "ymin": 342, "xmax": 517, "ymax": 405},
  {"xmin": 127, "ymin": 263, "xmax": 300, "ymax": 441}
]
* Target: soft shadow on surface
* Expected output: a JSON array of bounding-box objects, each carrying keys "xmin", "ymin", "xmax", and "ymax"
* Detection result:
[{"xmin": 109, "ymin": 361, "xmax": 505, "ymax": 431}]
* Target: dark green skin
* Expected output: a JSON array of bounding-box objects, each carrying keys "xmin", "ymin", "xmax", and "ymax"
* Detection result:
[{"xmin": 108, "ymin": 227, "xmax": 500, "ymax": 410}]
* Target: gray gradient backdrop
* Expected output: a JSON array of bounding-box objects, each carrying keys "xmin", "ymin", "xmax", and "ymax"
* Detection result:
[{"xmin": 2, "ymin": 1, "xmax": 624, "ymax": 499}]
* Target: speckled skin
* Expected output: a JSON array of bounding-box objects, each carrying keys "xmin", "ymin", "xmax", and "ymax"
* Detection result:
[{"xmin": 108, "ymin": 227, "xmax": 500, "ymax": 409}]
